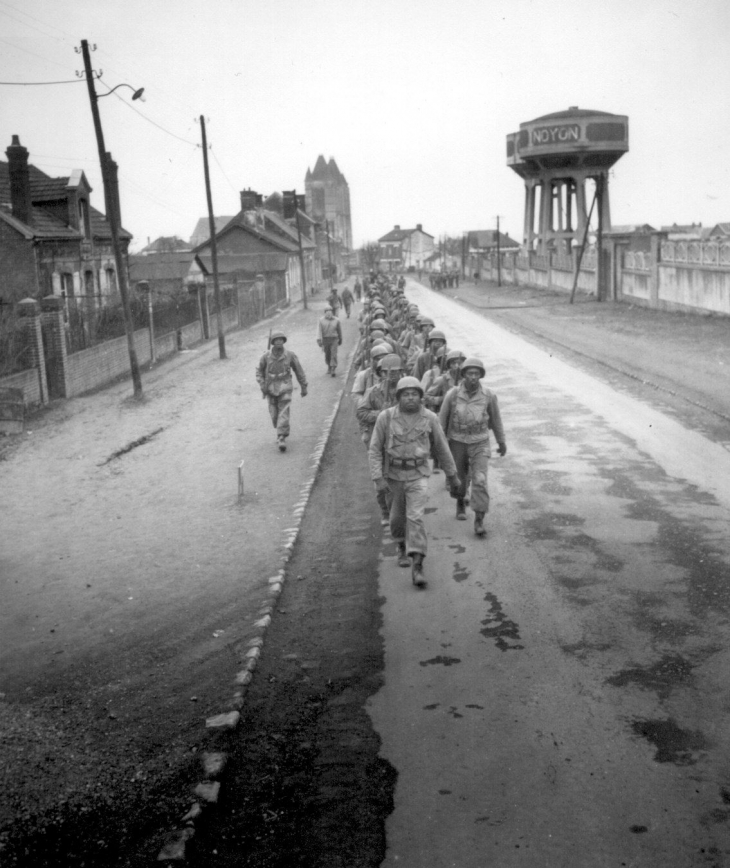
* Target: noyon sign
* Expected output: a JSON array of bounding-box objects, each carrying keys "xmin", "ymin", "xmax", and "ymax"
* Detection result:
[{"xmin": 531, "ymin": 123, "xmax": 580, "ymax": 146}]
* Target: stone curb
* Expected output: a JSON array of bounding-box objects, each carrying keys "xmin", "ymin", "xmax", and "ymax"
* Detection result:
[{"xmin": 155, "ymin": 339, "xmax": 358, "ymax": 863}]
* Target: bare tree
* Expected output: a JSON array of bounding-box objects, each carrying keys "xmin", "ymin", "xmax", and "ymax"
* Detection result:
[{"xmin": 359, "ymin": 241, "xmax": 381, "ymax": 272}]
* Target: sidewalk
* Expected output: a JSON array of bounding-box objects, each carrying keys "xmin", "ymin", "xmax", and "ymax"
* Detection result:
[{"xmin": 0, "ymin": 285, "xmax": 362, "ymax": 847}]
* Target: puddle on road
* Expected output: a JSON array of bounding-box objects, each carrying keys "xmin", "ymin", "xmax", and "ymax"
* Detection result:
[
  {"xmin": 606, "ymin": 654, "xmax": 695, "ymax": 700},
  {"xmin": 480, "ymin": 592, "xmax": 524, "ymax": 651},
  {"xmin": 419, "ymin": 656, "xmax": 461, "ymax": 667},
  {"xmin": 631, "ymin": 717, "xmax": 707, "ymax": 765},
  {"xmin": 453, "ymin": 562, "xmax": 470, "ymax": 583}
]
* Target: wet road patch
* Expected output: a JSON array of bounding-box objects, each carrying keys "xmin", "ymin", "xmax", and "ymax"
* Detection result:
[
  {"xmin": 480, "ymin": 593, "xmax": 524, "ymax": 651},
  {"xmin": 607, "ymin": 654, "xmax": 694, "ymax": 700},
  {"xmin": 631, "ymin": 717, "xmax": 707, "ymax": 764},
  {"xmin": 453, "ymin": 562, "xmax": 470, "ymax": 583},
  {"xmin": 419, "ymin": 656, "xmax": 461, "ymax": 667}
]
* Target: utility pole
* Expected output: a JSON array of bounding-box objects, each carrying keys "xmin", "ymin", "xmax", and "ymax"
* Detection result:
[
  {"xmin": 292, "ymin": 191, "xmax": 308, "ymax": 309},
  {"xmin": 596, "ymin": 172, "xmax": 606, "ymax": 302},
  {"xmin": 199, "ymin": 115, "xmax": 226, "ymax": 358},
  {"xmin": 496, "ymin": 217, "xmax": 501, "ymax": 286},
  {"xmin": 325, "ymin": 220, "xmax": 334, "ymax": 290},
  {"xmin": 80, "ymin": 39, "xmax": 143, "ymax": 398}
]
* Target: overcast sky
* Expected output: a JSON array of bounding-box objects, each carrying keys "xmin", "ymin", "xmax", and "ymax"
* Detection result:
[{"xmin": 2, "ymin": 0, "xmax": 728, "ymax": 251}]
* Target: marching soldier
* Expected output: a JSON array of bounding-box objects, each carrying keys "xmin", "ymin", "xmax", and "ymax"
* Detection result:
[
  {"xmin": 256, "ymin": 330, "xmax": 308, "ymax": 452},
  {"xmin": 341, "ymin": 285, "xmax": 355, "ymax": 318},
  {"xmin": 369, "ymin": 375, "xmax": 459, "ymax": 588},
  {"xmin": 439, "ymin": 357, "xmax": 506, "ymax": 535},
  {"xmin": 317, "ymin": 305, "xmax": 343, "ymax": 376}
]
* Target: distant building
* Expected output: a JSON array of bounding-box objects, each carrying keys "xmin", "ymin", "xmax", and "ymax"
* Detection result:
[
  {"xmin": 189, "ymin": 216, "xmax": 235, "ymax": 248},
  {"xmin": 707, "ymin": 223, "xmax": 730, "ymax": 240},
  {"xmin": 377, "ymin": 224, "xmax": 434, "ymax": 270},
  {"xmin": 305, "ymin": 156, "xmax": 352, "ymax": 250},
  {"xmin": 0, "ymin": 135, "xmax": 132, "ymax": 306},
  {"xmin": 138, "ymin": 235, "xmax": 191, "ymax": 255}
]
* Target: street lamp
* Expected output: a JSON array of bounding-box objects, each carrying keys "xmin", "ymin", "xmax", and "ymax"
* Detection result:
[{"xmin": 80, "ymin": 39, "xmax": 143, "ymax": 398}]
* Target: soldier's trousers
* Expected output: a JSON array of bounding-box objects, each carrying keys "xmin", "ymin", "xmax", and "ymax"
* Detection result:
[
  {"xmin": 387, "ymin": 476, "xmax": 429, "ymax": 556},
  {"xmin": 322, "ymin": 338, "xmax": 339, "ymax": 369},
  {"xmin": 267, "ymin": 392, "xmax": 292, "ymax": 438},
  {"xmin": 448, "ymin": 439, "xmax": 490, "ymax": 513}
]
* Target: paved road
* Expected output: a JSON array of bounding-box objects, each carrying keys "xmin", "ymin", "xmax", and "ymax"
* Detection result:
[{"xmin": 368, "ymin": 281, "xmax": 730, "ymax": 867}]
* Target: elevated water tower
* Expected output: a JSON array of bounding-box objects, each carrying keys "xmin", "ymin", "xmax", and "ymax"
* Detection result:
[{"xmin": 506, "ymin": 107, "xmax": 629, "ymax": 254}]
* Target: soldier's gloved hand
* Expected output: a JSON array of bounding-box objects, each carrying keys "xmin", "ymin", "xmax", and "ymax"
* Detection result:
[
  {"xmin": 497, "ymin": 443, "xmax": 507, "ymax": 457},
  {"xmin": 375, "ymin": 478, "xmax": 390, "ymax": 493},
  {"xmin": 447, "ymin": 475, "xmax": 461, "ymax": 497},
  {"xmin": 301, "ymin": 386, "xmax": 308, "ymax": 398}
]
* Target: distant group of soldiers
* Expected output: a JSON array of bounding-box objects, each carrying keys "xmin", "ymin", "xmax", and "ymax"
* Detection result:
[
  {"xmin": 429, "ymin": 271, "xmax": 460, "ymax": 290},
  {"xmin": 351, "ymin": 271, "xmax": 506, "ymax": 588},
  {"xmin": 255, "ymin": 270, "xmax": 507, "ymax": 587}
]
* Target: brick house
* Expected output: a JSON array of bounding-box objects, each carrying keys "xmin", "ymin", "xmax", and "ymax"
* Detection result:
[{"xmin": 0, "ymin": 135, "xmax": 132, "ymax": 308}]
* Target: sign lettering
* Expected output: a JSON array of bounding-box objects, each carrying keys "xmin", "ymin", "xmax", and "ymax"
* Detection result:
[{"xmin": 531, "ymin": 124, "xmax": 581, "ymax": 146}]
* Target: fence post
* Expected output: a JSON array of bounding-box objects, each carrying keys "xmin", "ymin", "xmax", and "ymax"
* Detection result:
[
  {"xmin": 40, "ymin": 295, "xmax": 69, "ymax": 399},
  {"xmin": 16, "ymin": 298, "xmax": 48, "ymax": 405}
]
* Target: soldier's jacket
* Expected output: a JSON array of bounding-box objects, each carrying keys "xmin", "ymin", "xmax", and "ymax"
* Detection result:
[
  {"xmin": 368, "ymin": 404, "xmax": 457, "ymax": 482},
  {"xmin": 423, "ymin": 370, "xmax": 458, "ymax": 410},
  {"xmin": 355, "ymin": 380, "xmax": 396, "ymax": 445},
  {"xmin": 256, "ymin": 347, "xmax": 307, "ymax": 397},
  {"xmin": 439, "ymin": 383, "xmax": 505, "ymax": 451}
]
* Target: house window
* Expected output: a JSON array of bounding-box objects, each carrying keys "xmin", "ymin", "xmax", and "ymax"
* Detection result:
[
  {"xmin": 78, "ymin": 197, "xmax": 90, "ymax": 238},
  {"xmin": 61, "ymin": 272, "xmax": 74, "ymax": 298},
  {"xmin": 105, "ymin": 267, "xmax": 117, "ymax": 294}
]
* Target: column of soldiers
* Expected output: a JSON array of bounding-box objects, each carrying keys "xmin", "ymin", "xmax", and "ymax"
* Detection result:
[{"xmin": 352, "ymin": 272, "xmax": 507, "ymax": 589}]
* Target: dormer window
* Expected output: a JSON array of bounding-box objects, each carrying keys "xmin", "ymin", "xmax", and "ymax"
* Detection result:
[{"xmin": 78, "ymin": 197, "xmax": 90, "ymax": 239}]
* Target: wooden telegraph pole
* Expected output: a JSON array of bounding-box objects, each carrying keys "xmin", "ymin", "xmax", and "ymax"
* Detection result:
[
  {"xmin": 80, "ymin": 39, "xmax": 143, "ymax": 398},
  {"xmin": 199, "ymin": 116, "xmax": 226, "ymax": 359},
  {"xmin": 496, "ymin": 216, "xmax": 502, "ymax": 287}
]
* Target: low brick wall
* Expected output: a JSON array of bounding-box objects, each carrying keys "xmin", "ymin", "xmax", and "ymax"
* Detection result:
[
  {"xmin": 65, "ymin": 330, "xmax": 151, "ymax": 397},
  {"xmin": 0, "ymin": 367, "xmax": 43, "ymax": 407},
  {"xmin": 178, "ymin": 320, "xmax": 202, "ymax": 349}
]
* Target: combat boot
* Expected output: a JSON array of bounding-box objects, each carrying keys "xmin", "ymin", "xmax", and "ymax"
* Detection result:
[
  {"xmin": 456, "ymin": 498, "xmax": 467, "ymax": 520},
  {"xmin": 474, "ymin": 512, "xmax": 486, "ymax": 537},
  {"xmin": 277, "ymin": 436, "xmax": 287, "ymax": 452},
  {"xmin": 411, "ymin": 553, "xmax": 426, "ymax": 588},
  {"xmin": 396, "ymin": 542, "xmax": 411, "ymax": 568}
]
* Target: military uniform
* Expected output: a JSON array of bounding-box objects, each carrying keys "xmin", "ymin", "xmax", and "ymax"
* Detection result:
[
  {"xmin": 256, "ymin": 340, "xmax": 307, "ymax": 447},
  {"xmin": 369, "ymin": 403, "xmax": 456, "ymax": 558},
  {"xmin": 439, "ymin": 381, "xmax": 505, "ymax": 517}
]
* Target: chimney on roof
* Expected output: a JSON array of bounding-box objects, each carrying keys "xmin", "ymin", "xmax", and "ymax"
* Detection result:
[
  {"xmin": 105, "ymin": 152, "xmax": 122, "ymax": 230},
  {"xmin": 416, "ymin": 223, "xmax": 422, "ymax": 231},
  {"xmin": 6, "ymin": 135, "xmax": 32, "ymax": 226},
  {"xmin": 394, "ymin": 225, "xmax": 400, "ymax": 231},
  {"xmin": 240, "ymin": 188, "xmax": 262, "ymax": 211}
]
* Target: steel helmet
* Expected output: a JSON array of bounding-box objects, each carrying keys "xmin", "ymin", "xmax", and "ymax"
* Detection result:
[
  {"xmin": 379, "ymin": 353, "xmax": 404, "ymax": 372},
  {"xmin": 270, "ymin": 330, "xmax": 287, "ymax": 343},
  {"xmin": 460, "ymin": 357, "xmax": 485, "ymax": 377},
  {"xmin": 370, "ymin": 345, "xmax": 390, "ymax": 361},
  {"xmin": 445, "ymin": 349, "xmax": 466, "ymax": 364},
  {"xmin": 370, "ymin": 318, "xmax": 389, "ymax": 332},
  {"xmin": 428, "ymin": 329, "xmax": 447, "ymax": 343},
  {"xmin": 324, "ymin": 305, "xmax": 333, "ymax": 312},
  {"xmin": 395, "ymin": 376, "xmax": 424, "ymax": 398},
  {"xmin": 369, "ymin": 329, "xmax": 385, "ymax": 340},
  {"xmin": 419, "ymin": 316, "xmax": 435, "ymax": 328}
]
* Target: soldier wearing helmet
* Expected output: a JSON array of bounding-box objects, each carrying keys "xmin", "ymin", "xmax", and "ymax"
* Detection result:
[
  {"xmin": 439, "ymin": 357, "xmax": 506, "ymax": 535},
  {"xmin": 412, "ymin": 328, "xmax": 448, "ymax": 381},
  {"xmin": 356, "ymin": 353, "xmax": 403, "ymax": 449},
  {"xmin": 425, "ymin": 349, "xmax": 465, "ymax": 411},
  {"xmin": 368, "ymin": 375, "xmax": 459, "ymax": 587},
  {"xmin": 317, "ymin": 305, "xmax": 343, "ymax": 377},
  {"xmin": 352, "ymin": 343, "xmax": 390, "ymax": 400},
  {"xmin": 256, "ymin": 330, "xmax": 308, "ymax": 452}
]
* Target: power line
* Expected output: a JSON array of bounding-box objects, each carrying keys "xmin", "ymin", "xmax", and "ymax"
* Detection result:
[
  {"xmin": 0, "ymin": 78, "xmax": 84, "ymax": 85},
  {"xmin": 101, "ymin": 80, "xmax": 200, "ymax": 148},
  {"xmin": 211, "ymin": 146, "xmax": 239, "ymax": 197}
]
